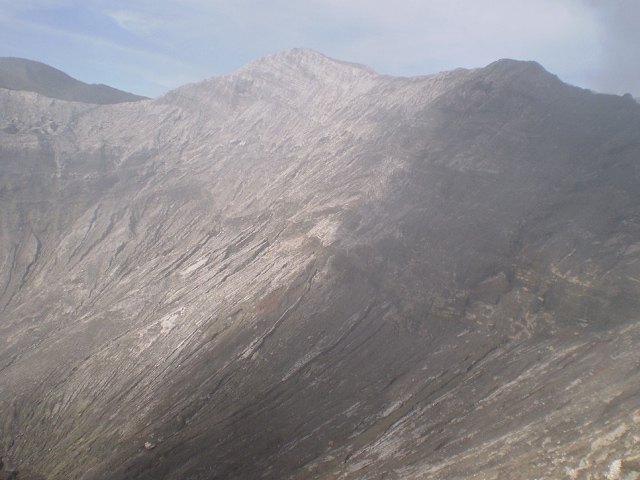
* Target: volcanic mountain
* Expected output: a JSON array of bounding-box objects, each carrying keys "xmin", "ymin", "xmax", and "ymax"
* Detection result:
[
  {"xmin": 1, "ymin": 49, "xmax": 640, "ymax": 479},
  {"xmin": 0, "ymin": 57, "xmax": 147, "ymax": 104}
]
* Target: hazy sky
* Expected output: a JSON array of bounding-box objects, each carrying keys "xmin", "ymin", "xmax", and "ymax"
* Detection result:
[{"xmin": 0, "ymin": 0, "xmax": 638, "ymax": 98}]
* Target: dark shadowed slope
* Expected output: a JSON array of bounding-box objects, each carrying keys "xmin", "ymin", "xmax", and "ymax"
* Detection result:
[
  {"xmin": 0, "ymin": 57, "xmax": 147, "ymax": 104},
  {"xmin": 1, "ymin": 49, "xmax": 640, "ymax": 479}
]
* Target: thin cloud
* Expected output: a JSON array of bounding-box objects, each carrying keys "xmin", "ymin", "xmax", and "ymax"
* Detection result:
[
  {"xmin": 0, "ymin": 14, "xmax": 185, "ymax": 68},
  {"xmin": 305, "ymin": 0, "xmax": 600, "ymax": 76},
  {"xmin": 0, "ymin": 3, "xmax": 202, "ymax": 95},
  {"xmin": 108, "ymin": 11, "xmax": 166, "ymax": 35},
  {"xmin": 0, "ymin": 0, "xmax": 637, "ymax": 97}
]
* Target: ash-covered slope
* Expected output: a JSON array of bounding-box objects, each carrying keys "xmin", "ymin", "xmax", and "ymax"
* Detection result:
[
  {"xmin": 0, "ymin": 57, "xmax": 147, "ymax": 104},
  {"xmin": 1, "ymin": 48, "xmax": 640, "ymax": 479}
]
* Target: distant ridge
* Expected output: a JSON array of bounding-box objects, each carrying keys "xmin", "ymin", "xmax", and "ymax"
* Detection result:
[{"xmin": 0, "ymin": 57, "xmax": 147, "ymax": 104}]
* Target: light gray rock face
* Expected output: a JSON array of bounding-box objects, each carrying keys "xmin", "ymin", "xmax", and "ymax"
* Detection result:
[{"xmin": 1, "ymin": 48, "xmax": 640, "ymax": 479}]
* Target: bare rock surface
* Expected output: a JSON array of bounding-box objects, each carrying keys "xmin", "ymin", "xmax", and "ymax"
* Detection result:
[{"xmin": 1, "ymin": 48, "xmax": 640, "ymax": 479}]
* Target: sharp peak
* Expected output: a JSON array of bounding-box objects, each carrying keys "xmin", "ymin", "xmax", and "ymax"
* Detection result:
[
  {"xmin": 265, "ymin": 48, "xmax": 353, "ymax": 63},
  {"xmin": 238, "ymin": 48, "xmax": 378, "ymax": 76}
]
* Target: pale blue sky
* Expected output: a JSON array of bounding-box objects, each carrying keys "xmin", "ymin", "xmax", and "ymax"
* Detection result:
[{"xmin": 0, "ymin": 0, "xmax": 638, "ymax": 98}]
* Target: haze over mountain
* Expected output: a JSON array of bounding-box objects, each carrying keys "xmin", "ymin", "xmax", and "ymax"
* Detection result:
[
  {"xmin": 0, "ymin": 57, "xmax": 147, "ymax": 105},
  {"xmin": 1, "ymin": 49, "xmax": 640, "ymax": 479}
]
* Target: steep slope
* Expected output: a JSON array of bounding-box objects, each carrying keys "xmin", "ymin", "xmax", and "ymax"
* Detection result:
[
  {"xmin": 1, "ymin": 49, "xmax": 640, "ymax": 479},
  {"xmin": 0, "ymin": 57, "xmax": 147, "ymax": 104}
]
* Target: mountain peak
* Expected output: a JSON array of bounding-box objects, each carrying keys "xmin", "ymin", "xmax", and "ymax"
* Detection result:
[
  {"xmin": 161, "ymin": 48, "xmax": 381, "ymax": 110},
  {"xmin": 237, "ymin": 48, "xmax": 378, "ymax": 81},
  {"xmin": 269, "ymin": 48, "xmax": 374, "ymax": 70},
  {"xmin": 481, "ymin": 57, "xmax": 563, "ymax": 88},
  {"xmin": 0, "ymin": 57, "xmax": 147, "ymax": 104}
]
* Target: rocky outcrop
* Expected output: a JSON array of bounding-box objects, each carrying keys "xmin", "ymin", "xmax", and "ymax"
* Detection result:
[{"xmin": 1, "ymin": 49, "xmax": 640, "ymax": 479}]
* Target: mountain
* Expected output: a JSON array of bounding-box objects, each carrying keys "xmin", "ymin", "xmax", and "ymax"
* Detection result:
[
  {"xmin": 1, "ymin": 48, "xmax": 640, "ymax": 479},
  {"xmin": 0, "ymin": 57, "xmax": 147, "ymax": 104}
]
